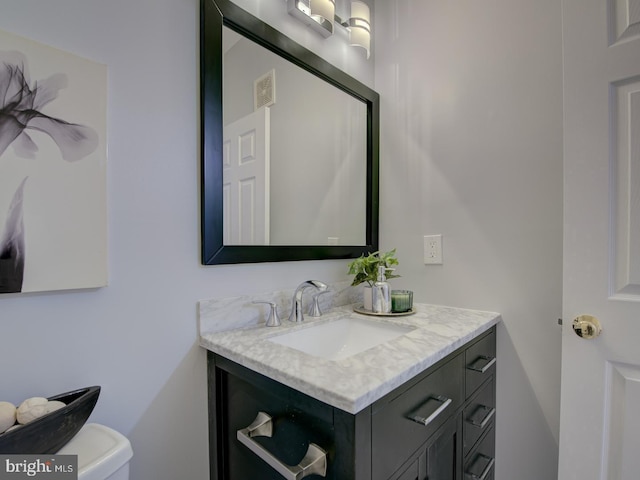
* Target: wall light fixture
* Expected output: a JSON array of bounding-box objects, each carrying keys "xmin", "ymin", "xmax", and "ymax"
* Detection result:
[{"xmin": 287, "ymin": 0, "xmax": 372, "ymax": 59}]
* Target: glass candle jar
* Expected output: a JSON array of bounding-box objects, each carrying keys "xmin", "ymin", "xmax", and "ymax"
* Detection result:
[{"xmin": 391, "ymin": 290, "xmax": 413, "ymax": 313}]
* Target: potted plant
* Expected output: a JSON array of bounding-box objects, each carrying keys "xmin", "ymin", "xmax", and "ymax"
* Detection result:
[{"xmin": 348, "ymin": 249, "xmax": 400, "ymax": 310}]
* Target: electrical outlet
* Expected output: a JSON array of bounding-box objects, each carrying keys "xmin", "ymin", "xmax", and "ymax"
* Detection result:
[{"xmin": 424, "ymin": 235, "xmax": 443, "ymax": 264}]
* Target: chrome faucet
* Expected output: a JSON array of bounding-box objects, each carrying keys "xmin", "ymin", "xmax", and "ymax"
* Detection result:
[{"xmin": 288, "ymin": 280, "xmax": 328, "ymax": 323}]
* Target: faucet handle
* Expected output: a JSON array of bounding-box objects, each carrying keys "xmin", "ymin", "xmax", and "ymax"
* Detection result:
[
  {"xmin": 308, "ymin": 290, "xmax": 330, "ymax": 317},
  {"xmin": 252, "ymin": 301, "xmax": 281, "ymax": 327}
]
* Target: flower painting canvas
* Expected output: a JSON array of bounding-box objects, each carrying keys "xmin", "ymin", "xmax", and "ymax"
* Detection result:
[{"xmin": 0, "ymin": 29, "xmax": 107, "ymax": 294}]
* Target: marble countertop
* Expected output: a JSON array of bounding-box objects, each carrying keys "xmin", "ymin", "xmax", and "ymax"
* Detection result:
[{"xmin": 199, "ymin": 302, "xmax": 501, "ymax": 414}]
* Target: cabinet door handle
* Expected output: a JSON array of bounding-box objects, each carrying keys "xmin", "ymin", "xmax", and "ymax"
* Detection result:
[
  {"xmin": 465, "ymin": 454, "xmax": 495, "ymax": 480},
  {"xmin": 467, "ymin": 405, "xmax": 496, "ymax": 429},
  {"xmin": 407, "ymin": 395, "xmax": 452, "ymax": 426},
  {"xmin": 466, "ymin": 355, "xmax": 496, "ymax": 374},
  {"xmin": 236, "ymin": 411, "xmax": 327, "ymax": 480}
]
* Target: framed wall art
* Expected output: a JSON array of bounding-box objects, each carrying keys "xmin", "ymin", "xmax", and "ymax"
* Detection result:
[{"xmin": 0, "ymin": 29, "xmax": 107, "ymax": 294}]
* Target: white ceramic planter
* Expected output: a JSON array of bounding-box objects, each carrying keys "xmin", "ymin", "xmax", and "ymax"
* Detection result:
[{"xmin": 363, "ymin": 285, "xmax": 373, "ymax": 311}]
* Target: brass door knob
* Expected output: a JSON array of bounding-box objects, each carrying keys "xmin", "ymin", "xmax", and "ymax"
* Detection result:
[{"xmin": 572, "ymin": 315, "xmax": 602, "ymax": 339}]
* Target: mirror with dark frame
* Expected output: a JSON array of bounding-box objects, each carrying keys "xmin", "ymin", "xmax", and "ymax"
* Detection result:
[{"xmin": 200, "ymin": 0, "xmax": 379, "ymax": 265}]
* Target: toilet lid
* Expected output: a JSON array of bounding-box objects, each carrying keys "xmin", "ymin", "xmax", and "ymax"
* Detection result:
[{"xmin": 57, "ymin": 423, "xmax": 133, "ymax": 480}]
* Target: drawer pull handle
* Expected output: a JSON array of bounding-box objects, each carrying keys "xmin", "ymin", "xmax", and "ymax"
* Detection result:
[
  {"xmin": 237, "ymin": 411, "xmax": 327, "ymax": 479},
  {"xmin": 467, "ymin": 405, "xmax": 496, "ymax": 429},
  {"xmin": 467, "ymin": 355, "xmax": 496, "ymax": 374},
  {"xmin": 407, "ymin": 395, "xmax": 452, "ymax": 426},
  {"xmin": 468, "ymin": 405, "xmax": 496, "ymax": 429},
  {"xmin": 465, "ymin": 454, "xmax": 495, "ymax": 480}
]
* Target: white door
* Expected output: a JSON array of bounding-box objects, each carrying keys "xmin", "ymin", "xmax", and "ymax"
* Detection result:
[
  {"xmin": 222, "ymin": 107, "xmax": 270, "ymax": 245},
  {"xmin": 559, "ymin": 1, "xmax": 640, "ymax": 479},
  {"xmin": 223, "ymin": 107, "xmax": 270, "ymax": 245}
]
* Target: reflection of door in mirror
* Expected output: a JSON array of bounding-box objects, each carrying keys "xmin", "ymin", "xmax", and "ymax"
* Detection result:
[
  {"xmin": 223, "ymin": 107, "xmax": 270, "ymax": 245},
  {"xmin": 222, "ymin": 26, "xmax": 367, "ymax": 246}
]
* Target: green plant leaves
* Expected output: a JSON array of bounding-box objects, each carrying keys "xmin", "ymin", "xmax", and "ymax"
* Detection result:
[{"xmin": 347, "ymin": 249, "xmax": 400, "ymax": 286}]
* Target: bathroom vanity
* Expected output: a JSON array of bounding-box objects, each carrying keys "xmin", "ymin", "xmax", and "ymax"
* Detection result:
[
  {"xmin": 200, "ymin": 302, "xmax": 499, "ymax": 480},
  {"xmin": 199, "ymin": 2, "xmax": 499, "ymax": 476}
]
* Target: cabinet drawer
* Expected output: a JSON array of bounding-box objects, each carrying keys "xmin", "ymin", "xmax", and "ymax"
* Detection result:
[
  {"xmin": 463, "ymin": 376, "xmax": 495, "ymax": 457},
  {"xmin": 464, "ymin": 424, "xmax": 495, "ymax": 480},
  {"xmin": 465, "ymin": 329, "xmax": 496, "ymax": 398},
  {"xmin": 395, "ymin": 460, "xmax": 419, "ymax": 480},
  {"xmin": 372, "ymin": 354, "xmax": 464, "ymax": 480}
]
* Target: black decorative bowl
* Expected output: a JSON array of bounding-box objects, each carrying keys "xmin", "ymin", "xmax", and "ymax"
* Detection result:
[{"xmin": 0, "ymin": 386, "xmax": 100, "ymax": 454}]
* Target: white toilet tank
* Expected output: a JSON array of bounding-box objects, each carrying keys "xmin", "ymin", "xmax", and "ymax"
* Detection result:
[{"xmin": 57, "ymin": 423, "xmax": 133, "ymax": 480}]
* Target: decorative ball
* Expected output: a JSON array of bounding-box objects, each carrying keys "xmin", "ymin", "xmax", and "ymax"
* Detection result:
[
  {"xmin": 0, "ymin": 402, "xmax": 16, "ymax": 433},
  {"xmin": 16, "ymin": 397, "xmax": 48, "ymax": 425},
  {"xmin": 44, "ymin": 401, "xmax": 65, "ymax": 415}
]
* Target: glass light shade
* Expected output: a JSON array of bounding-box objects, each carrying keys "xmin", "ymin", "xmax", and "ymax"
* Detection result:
[
  {"xmin": 350, "ymin": 1, "xmax": 370, "ymax": 25},
  {"xmin": 310, "ymin": 0, "xmax": 335, "ymax": 25},
  {"xmin": 349, "ymin": 1, "xmax": 371, "ymax": 59}
]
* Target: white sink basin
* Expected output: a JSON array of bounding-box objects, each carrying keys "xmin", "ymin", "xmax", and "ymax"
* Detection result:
[{"xmin": 268, "ymin": 317, "xmax": 414, "ymax": 361}]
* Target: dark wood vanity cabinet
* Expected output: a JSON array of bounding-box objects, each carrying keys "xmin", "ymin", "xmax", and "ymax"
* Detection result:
[{"xmin": 207, "ymin": 326, "xmax": 496, "ymax": 480}]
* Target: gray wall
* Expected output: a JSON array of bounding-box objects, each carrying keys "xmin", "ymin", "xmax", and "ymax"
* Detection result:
[
  {"xmin": 0, "ymin": 0, "xmax": 562, "ymax": 479},
  {"xmin": 374, "ymin": 1, "xmax": 563, "ymax": 479}
]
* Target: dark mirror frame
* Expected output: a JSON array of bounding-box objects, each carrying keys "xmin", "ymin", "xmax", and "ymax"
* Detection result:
[{"xmin": 200, "ymin": 0, "xmax": 379, "ymax": 265}]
